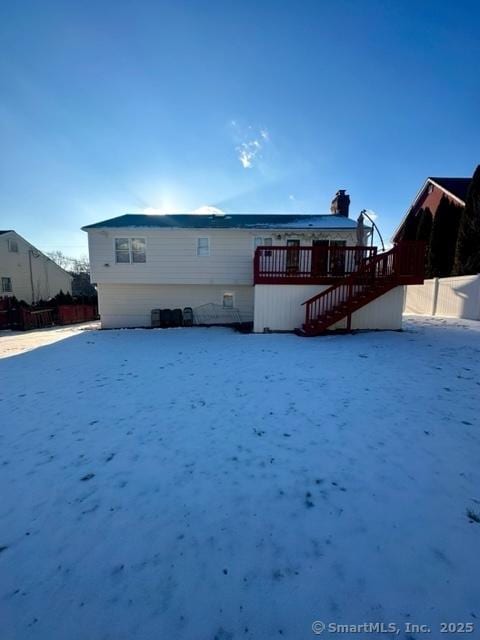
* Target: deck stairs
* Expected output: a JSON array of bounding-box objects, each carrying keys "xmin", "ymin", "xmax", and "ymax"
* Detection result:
[{"xmin": 298, "ymin": 242, "xmax": 425, "ymax": 336}]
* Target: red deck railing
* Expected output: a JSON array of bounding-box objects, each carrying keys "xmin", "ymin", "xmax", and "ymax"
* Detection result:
[
  {"xmin": 253, "ymin": 245, "xmax": 377, "ymax": 284},
  {"xmin": 302, "ymin": 241, "xmax": 426, "ymax": 332}
]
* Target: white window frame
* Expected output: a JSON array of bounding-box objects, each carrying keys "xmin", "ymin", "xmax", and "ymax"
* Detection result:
[
  {"xmin": 196, "ymin": 237, "xmax": 210, "ymax": 257},
  {"xmin": 1, "ymin": 276, "xmax": 12, "ymax": 293},
  {"xmin": 222, "ymin": 292, "xmax": 235, "ymax": 308},
  {"xmin": 114, "ymin": 237, "xmax": 147, "ymax": 264},
  {"xmin": 7, "ymin": 239, "xmax": 18, "ymax": 253},
  {"xmin": 253, "ymin": 236, "xmax": 273, "ymax": 247},
  {"xmin": 131, "ymin": 237, "xmax": 147, "ymax": 263},
  {"xmin": 253, "ymin": 236, "xmax": 273, "ymax": 257}
]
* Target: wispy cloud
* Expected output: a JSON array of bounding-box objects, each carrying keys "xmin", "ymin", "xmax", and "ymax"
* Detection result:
[
  {"xmin": 231, "ymin": 121, "xmax": 270, "ymax": 169},
  {"xmin": 237, "ymin": 140, "xmax": 261, "ymax": 169},
  {"xmin": 364, "ymin": 209, "xmax": 378, "ymax": 221}
]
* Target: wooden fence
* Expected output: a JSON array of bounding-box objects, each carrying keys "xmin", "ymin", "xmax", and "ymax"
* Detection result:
[{"xmin": 0, "ymin": 297, "xmax": 98, "ymax": 331}]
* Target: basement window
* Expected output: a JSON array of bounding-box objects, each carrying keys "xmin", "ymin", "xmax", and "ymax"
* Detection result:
[
  {"xmin": 1, "ymin": 277, "xmax": 12, "ymax": 293},
  {"xmin": 223, "ymin": 293, "xmax": 234, "ymax": 308}
]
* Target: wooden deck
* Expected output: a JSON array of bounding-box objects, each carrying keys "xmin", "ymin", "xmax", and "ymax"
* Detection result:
[{"xmin": 253, "ymin": 242, "xmax": 425, "ymax": 286}]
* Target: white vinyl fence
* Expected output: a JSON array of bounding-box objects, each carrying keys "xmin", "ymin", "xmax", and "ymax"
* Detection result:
[{"xmin": 404, "ymin": 274, "xmax": 480, "ymax": 320}]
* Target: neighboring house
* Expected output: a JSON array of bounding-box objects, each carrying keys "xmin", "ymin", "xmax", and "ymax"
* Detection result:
[
  {"xmin": 83, "ymin": 192, "xmax": 425, "ymax": 334},
  {"xmin": 392, "ymin": 176, "xmax": 470, "ymax": 243},
  {"xmin": 0, "ymin": 230, "xmax": 73, "ymax": 304},
  {"xmin": 397, "ymin": 172, "xmax": 480, "ymax": 320}
]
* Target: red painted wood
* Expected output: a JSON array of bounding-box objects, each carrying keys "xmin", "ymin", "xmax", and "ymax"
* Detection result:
[
  {"xmin": 57, "ymin": 304, "xmax": 97, "ymax": 325},
  {"xmin": 300, "ymin": 241, "xmax": 425, "ymax": 335},
  {"xmin": 254, "ymin": 245, "xmax": 377, "ymax": 284}
]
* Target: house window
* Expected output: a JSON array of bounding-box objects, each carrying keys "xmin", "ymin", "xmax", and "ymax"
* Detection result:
[
  {"xmin": 7, "ymin": 239, "xmax": 18, "ymax": 253},
  {"xmin": 254, "ymin": 236, "xmax": 272, "ymax": 248},
  {"xmin": 254, "ymin": 236, "xmax": 273, "ymax": 256},
  {"xmin": 131, "ymin": 238, "xmax": 146, "ymax": 263},
  {"xmin": 197, "ymin": 237, "xmax": 210, "ymax": 256},
  {"xmin": 115, "ymin": 238, "xmax": 146, "ymax": 263},
  {"xmin": 1, "ymin": 277, "xmax": 12, "ymax": 293},
  {"xmin": 223, "ymin": 293, "xmax": 234, "ymax": 308}
]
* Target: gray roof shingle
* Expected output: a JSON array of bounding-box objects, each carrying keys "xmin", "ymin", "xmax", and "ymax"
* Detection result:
[{"xmin": 82, "ymin": 213, "xmax": 358, "ymax": 231}]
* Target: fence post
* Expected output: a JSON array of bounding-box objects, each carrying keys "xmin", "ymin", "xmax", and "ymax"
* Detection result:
[{"xmin": 431, "ymin": 278, "xmax": 439, "ymax": 316}]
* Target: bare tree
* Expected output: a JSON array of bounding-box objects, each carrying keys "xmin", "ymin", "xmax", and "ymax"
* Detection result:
[
  {"xmin": 71, "ymin": 255, "xmax": 90, "ymax": 274},
  {"xmin": 47, "ymin": 251, "xmax": 90, "ymax": 274},
  {"xmin": 46, "ymin": 250, "xmax": 74, "ymax": 271}
]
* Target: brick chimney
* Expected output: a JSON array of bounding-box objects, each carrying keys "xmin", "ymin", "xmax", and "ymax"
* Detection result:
[{"xmin": 330, "ymin": 189, "xmax": 350, "ymax": 217}]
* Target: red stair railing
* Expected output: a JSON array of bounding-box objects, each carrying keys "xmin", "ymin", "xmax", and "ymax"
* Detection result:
[{"xmin": 302, "ymin": 242, "xmax": 425, "ymax": 331}]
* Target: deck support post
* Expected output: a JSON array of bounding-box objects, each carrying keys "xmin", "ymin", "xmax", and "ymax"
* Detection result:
[{"xmin": 346, "ymin": 281, "xmax": 353, "ymax": 331}]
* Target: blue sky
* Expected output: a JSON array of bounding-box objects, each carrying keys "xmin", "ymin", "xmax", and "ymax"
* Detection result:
[{"xmin": 1, "ymin": 0, "xmax": 479, "ymax": 257}]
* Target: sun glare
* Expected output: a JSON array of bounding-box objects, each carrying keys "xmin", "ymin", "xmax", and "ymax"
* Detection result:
[{"xmin": 192, "ymin": 205, "xmax": 225, "ymax": 215}]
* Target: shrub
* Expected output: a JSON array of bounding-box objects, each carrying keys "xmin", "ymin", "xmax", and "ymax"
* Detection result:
[{"xmin": 453, "ymin": 165, "xmax": 480, "ymax": 276}]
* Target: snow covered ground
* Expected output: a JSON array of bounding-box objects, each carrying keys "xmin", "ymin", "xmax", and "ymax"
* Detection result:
[
  {"xmin": 0, "ymin": 322, "xmax": 99, "ymax": 359},
  {"xmin": 1, "ymin": 317, "xmax": 479, "ymax": 640}
]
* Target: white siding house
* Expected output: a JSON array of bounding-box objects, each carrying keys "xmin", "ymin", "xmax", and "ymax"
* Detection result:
[
  {"xmin": 83, "ymin": 213, "xmax": 424, "ymax": 334},
  {"xmin": 0, "ymin": 230, "xmax": 72, "ymax": 304}
]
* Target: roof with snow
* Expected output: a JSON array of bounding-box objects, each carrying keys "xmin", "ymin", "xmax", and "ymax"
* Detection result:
[{"xmin": 82, "ymin": 213, "xmax": 358, "ymax": 231}]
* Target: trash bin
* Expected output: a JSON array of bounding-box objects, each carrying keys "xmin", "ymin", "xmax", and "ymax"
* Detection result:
[
  {"xmin": 160, "ymin": 308, "xmax": 172, "ymax": 328},
  {"xmin": 172, "ymin": 308, "xmax": 183, "ymax": 327},
  {"xmin": 151, "ymin": 309, "xmax": 161, "ymax": 328},
  {"xmin": 183, "ymin": 307, "xmax": 193, "ymax": 326}
]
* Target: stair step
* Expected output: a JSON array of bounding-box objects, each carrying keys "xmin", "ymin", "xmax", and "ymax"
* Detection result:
[
  {"xmin": 304, "ymin": 281, "xmax": 398, "ymax": 333},
  {"xmin": 294, "ymin": 327, "xmax": 311, "ymax": 337}
]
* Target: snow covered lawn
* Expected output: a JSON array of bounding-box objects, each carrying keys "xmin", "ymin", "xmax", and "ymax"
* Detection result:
[
  {"xmin": 1, "ymin": 317, "xmax": 479, "ymax": 640},
  {"xmin": 0, "ymin": 322, "xmax": 99, "ymax": 359}
]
